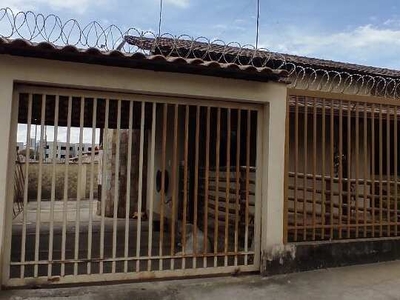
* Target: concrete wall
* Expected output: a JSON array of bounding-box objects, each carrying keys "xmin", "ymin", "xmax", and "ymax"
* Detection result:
[
  {"xmin": 0, "ymin": 54, "xmax": 288, "ymax": 285},
  {"xmin": 151, "ymin": 106, "xmax": 185, "ymax": 221},
  {"xmin": 24, "ymin": 162, "xmax": 99, "ymax": 201}
]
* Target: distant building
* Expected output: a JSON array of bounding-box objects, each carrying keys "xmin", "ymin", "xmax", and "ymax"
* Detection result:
[
  {"xmin": 44, "ymin": 141, "xmax": 75, "ymax": 161},
  {"xmin": 40, "ymin": 142, "xmax": 99, "ymax": 162},
  {"xmin": 72, "ymin": 143, "xmax": 94, "ymax": 157}
]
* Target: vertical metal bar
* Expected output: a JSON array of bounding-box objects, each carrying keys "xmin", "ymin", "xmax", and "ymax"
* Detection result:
[
  {"xmin": 363, "ymin": 103, "xmax": 368, "ymax": 238},
  {"xmin": 61, "ymin": 96, "xmax": 72, "ymax": 277},
  {"xmin": 339, "ymin": 100, "xmax": 343, "ymax": 239},
  {"xmin": 395, "ymin": 107, "xmax": 398, "ymax": 236},
  {"xmin": 20, "ymin": 94, "xmax": 32, "ymax": 278},
  {"xmin": 283, "ymin": 97, "xmax": 290, "ymax": 244},
  {"xmin": 182, "ymin": 105, "xmax": 189, "ymax": 269},
  {"xmin": 147, "ymin": 103, "xmax": 156, "ymax": 271},
  {"xmin": 214, "ymin": 107, "xmax": 221, "ymax": 267},
  {"xmin": 312, "ymin": 98, "xmax": 317, "ymax": 240},
  {"xmin": 244, "ymin": 110, "xmax": 251, "ymax": 265},
  {"xmin": 379, "ymin": 104, "xmax": 383, "ymax": 237},
  {"xmin": 48, "ymin": 95, "xmax": 59, "ymax": 277},
  {"xmin": 355, "ymin": 103, "xmax": 359, "ymax": 238},
  {"xmin": 74, "ymin": 97, "xmax": 85, "ymax": 276},
  {"xmin": 294, "ymin": 97, "xmax": 299, "ymax": 241},
  {"xmin": 224, "ymin": 108, "xmax": 231, "ymax": 265},
  {"xmin": 387, "ymin": 105, "xmax": 391, "ymax": 236},
  {"xmin": 330, "ymin": 101, "xmax": 334, "ymax": 240},
  {"xmin": 234, "ymin": 109, "xmax": 241, "ymax": 265},
  {"xmin": 99, "ymin": 99, "xmax": 109, "ymax": 275},
  {"xmin": 34, "ymin": 94, "xmax": 46, "ymax": 277},
  {"xmin": 88, "ymin": 98, "xmax": 97, "ymax": 274},
  {"xmin": 203, "ymin": 107, "xmax": 211, "ymax": 268},
  {"xmin": 321, "ymin": 100, "xmax": 326, "ymax": 239},
  {"xmin": 111, "ymin": 100, "xmax": 121, "ymax": 274},
  {"xmin": 124, "ymin": 100, "xmax": 133, "ymax": 273},
  {"xmin": 347, "ymin": 100, "xmax": 351, "ymax": 239},
  {"xmin": 135, "ymin": 101, "xmax": 145, "ymax": 272},
  {"xmin": 371, "ymin": 104, "xmax": 376, "ymax": 237},
  {"xmin": 303, "ymin": 99, "xmax": 308, "ymax": 241},
  {"xmin": 170, "ymin": 104, "xmax": 178, "ymax": 270},
  {"xmin": 158, "ymin": 103, "xmax": 167, "ymax": 271},
  {"xmin": 193, "ymin": 105, "xmax": 200, "ymax": 268},
  {"xmin": 254, "ymin": 107, "xmax": 263, "ymax": 267}
]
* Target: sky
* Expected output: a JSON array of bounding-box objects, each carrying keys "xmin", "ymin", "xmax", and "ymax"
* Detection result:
[
  {"xmin": 2, "ymin": 0, "xmax": 400, "ymax": 70},
  {"xmin": 3, "ymin": 0, "xmax": 400, "ymax": 143}
]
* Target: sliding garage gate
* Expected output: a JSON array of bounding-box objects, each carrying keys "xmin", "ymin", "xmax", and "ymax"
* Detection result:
[{"xmin": 3, "ymin": 85, "xmax": 263, "ymax": 287}]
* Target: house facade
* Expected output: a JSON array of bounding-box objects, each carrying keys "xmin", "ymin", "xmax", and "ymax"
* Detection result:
[
  {"xmin": 0, "ymin": 37, "xmax": 288, "ymax": 287},
  {"xmin": 0, "ymin": 20, "xmax": 400, "ymax": 288}
]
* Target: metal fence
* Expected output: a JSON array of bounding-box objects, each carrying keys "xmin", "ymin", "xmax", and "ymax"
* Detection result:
[{"xmin": 285, "ymin": 92, "xmax": 400, "ymax": 242}]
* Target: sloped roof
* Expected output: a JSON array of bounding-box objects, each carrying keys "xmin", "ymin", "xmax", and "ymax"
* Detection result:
[
  {"xmin": 125, "ymin": 36, "xmax": 400, "ymax": 79},
  {"xmin": 0, "ymin": 37, "xmax": 288, "ymax": 82}
]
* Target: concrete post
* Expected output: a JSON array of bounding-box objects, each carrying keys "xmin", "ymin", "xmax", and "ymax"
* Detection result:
[
  {"xmin": 0, "ymin": 79, "xmax": 16, "ymax": 286},
  {"xmin": 101, "ymin": 129, "xmax": 147, "ymax": 218},
  {"xmin": 259, "ymin": 84, "xmax": 294, "ymax": 275}
]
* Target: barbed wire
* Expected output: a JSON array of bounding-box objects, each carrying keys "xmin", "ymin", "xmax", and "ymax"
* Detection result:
[
  {"xmin": 288, "ymin": 65, "xmax": 400, "ymax": 98},
  {"xmin": 1, "ymin": 7, "xmax": 400, "ymax": 99}
]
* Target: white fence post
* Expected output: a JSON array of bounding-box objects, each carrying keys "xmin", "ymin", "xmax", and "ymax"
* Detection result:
[
  {"xmin": 260, "ymin": 83, "xmax": 292, "ymax": 274},
  {"xmin": 0, "ymin": 81, "xmax": 17, "ymax": 287}
]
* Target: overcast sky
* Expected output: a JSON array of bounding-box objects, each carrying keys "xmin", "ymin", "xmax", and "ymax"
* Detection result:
[{"xmin": 3, "ymin": 0, "xmax": 400, "ymax": 143}]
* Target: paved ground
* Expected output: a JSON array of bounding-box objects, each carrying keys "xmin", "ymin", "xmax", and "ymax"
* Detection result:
[
  {"xmin": 10, "ymin": 200, "xmax": 241, "ymax": 278},
  {"xmin": 3, "ymin": 260, "xmax": 400, "ymax": 300}
]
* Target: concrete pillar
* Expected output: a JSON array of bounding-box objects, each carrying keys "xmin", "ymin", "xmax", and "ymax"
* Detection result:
[
  {"xmin": 0, "ymin": 79, "xmax": 16, "ymax": 286},
  {"xmin": 101, "ymin": 128, "xmax": 147, "ymax": 218},
  {"xmin": 260, "ymin": 83, "xmax": 294, "ymax": 274}
]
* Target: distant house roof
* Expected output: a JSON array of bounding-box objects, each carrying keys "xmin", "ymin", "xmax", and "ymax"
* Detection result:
[
  {"xmin": 0, "ymin": 37, "xmax": 288, "ymax": 82},
  {"xmin": 125, "ymin": 36, "xmax": 400, "ymax": 79}
]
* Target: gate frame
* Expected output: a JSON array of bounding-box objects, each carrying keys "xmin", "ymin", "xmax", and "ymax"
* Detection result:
[{"xmin": 2, "ymin": 84, "xmax": 265, "ymax": 287}]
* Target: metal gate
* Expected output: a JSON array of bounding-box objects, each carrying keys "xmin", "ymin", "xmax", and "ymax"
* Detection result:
[
  {"xmin": 285, "ymin": 92, "xmax": 400, "ymax": 243},
  {"xmin": 3, "ymin": 85, "xmax": 262, "ymax": 287}
]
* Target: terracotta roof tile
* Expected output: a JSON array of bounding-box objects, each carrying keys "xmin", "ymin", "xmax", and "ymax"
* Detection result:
[
  {"xmin": 0, "ymin": 37, "xmax": 288, "ymax": 82},
  {"xmin": 125, "ymin": 36, "xmax": 400, "ymax": 79}
]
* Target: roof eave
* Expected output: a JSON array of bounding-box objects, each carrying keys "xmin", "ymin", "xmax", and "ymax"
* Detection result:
[{"xmin": 0, "ymin": 38, "xmax": 288, "ymax": 83}]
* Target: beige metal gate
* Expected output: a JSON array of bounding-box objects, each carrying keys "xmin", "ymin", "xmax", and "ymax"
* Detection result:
[
  {"xmin": 285, "ymin": 91, "xmax": 400, "ymax": 243},
  {"xmin": 3, "ymin": 85, "xmax": 262, "ymax": 287}
]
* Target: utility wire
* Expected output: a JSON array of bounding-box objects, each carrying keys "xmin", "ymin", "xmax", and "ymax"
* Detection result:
[
  {"xmin": 255, "ymin": 0, "xmax": 260, "ymax": 48},
  {"xmin": 158, "ymin": 0, "xmax": 163, "ymax": 36}
]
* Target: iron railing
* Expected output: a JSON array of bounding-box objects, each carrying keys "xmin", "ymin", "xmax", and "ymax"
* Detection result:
[{"xmin": 286, "ymin": 94, "xmax": 400, "ymax": 242}]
